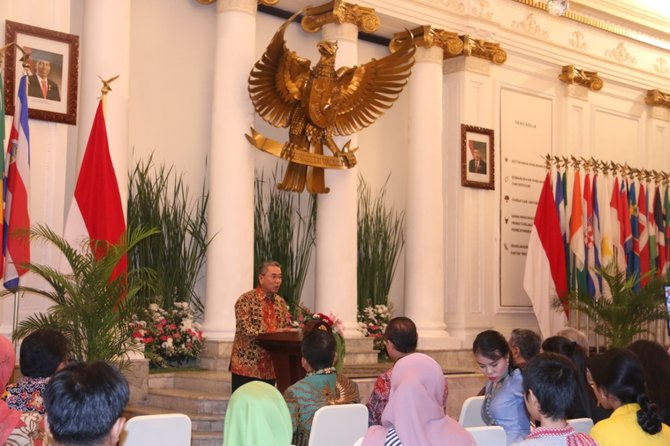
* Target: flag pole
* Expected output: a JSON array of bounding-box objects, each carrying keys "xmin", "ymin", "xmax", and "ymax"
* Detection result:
[{"xmin": 11, "ymin": 291, "xmax": 19, "ymax": 348}]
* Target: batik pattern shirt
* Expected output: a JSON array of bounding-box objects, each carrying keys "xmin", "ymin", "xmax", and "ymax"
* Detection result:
[
  {"xmin": 284, "ymin": 370, "xmax": 360, "ymax": 446},
  {"xmin": 4, "ymin": 377, "xmax": 49, "ymax": 414},
  {"xmin": 229, "ymin": 288, "xmax": 290, "ymax": 379},
  {"xmin": 6, "ymin": 412, "xmax": 48, "ymax": 446}
]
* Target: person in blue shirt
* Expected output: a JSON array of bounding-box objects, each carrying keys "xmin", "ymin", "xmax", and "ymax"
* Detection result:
[{"xmin": 473, "ymin": 330, "xmax": 530, "ymax": 445}]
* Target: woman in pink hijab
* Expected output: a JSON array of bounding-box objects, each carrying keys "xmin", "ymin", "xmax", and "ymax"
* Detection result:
[
  {"xmin": 362, "ymin": 353, "xmax": 475, "ymax": 446},
  {"xmin": 0, "ymin": 334, "xmax": 46, "ymax": 445}
]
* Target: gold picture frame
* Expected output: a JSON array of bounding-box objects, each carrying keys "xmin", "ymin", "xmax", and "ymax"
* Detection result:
[
  {"xmin": 4, "ymin": 20, "xmax": 79, "ymax": 125},
  {"xmin": 461, "ymin": 124, "xmax": 494, "ymax": 190}
]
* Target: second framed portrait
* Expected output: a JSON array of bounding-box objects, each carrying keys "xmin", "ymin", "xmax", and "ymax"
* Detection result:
[
  {"xmin": 461, "ymin": 124, "xmax": 495, "ymax": 190},
  {"xmin": 4, "ymin": 20, "xmax": 79, "ymax": 125}
]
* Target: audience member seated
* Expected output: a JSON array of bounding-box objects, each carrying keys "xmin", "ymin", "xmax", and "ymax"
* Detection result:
[
  {"xmin": 509, "ymin": 329, "xmax": 541, "ymax": 370},
  {"xmin": 473, "ymin": 330, "xmax": 530, "ymax": 445},
  {"xmin": 627, "ymin": 339, "xmax": 670, "ymax": 427},
  {"xmin": 362, "ymin": 353, "xmax": 475, "ymax": 446},
  {"xmin": 512, "ymin": 352, "xmax": 597, "ymax": 446},
  {"xmin": 283, "ymin": 321, "xmax": 360, "ymax": 446},
  {"xmin": 0, "ymin": 334, "xmax": 47, "ymax": 445},
  {"xmin": 588, "ymin": 348, "xmax": 670, "ymax": 446},
  {"xmin": 43, "ymin": 361, "xmax": 129, "ymax": 446},
  {"xmin": 4, "ymin": 328, "xmax": 68, "ymax": 414},
  {"xmin": 224, "ymin": 381, "xmax": 293, "ymax": 446},
  {"xmin": 555, "ymin": 328, "xmax": 589, "ymax": 356},
  {"xmin": 367, "ymin": 316, "xmax": 448, "ymax": 426},
  {"xmin": 541, "ymin": 335, "xmax": 609, "ymax": 422}
]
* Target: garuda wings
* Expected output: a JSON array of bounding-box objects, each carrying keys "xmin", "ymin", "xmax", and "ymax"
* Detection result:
[{"xmin": 247, "ymin": 11, "xmax": 415, "ymax": 193}]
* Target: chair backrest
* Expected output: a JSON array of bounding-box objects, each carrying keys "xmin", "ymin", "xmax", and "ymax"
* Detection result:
[
  {"xmin": 307, "ymin": 404, "xmax": 368, "ymax": 446},
  {"xmin": 567, "ymin": 417, "xmax": 594, "ymax": 434},
  {"xmin": 352, "ymin": 437, "xmax": 364, "ymax": 446},
  {"xmin": 465, "ymin": 426, "xmax": 506, "ymax": 446},
  {"xmin": 119, "ymin": 413, "xmax": 192, "ymax": 446},
  {"xmin": 459, "ymin": 396, "xmax": 486, "ymax": 427}
]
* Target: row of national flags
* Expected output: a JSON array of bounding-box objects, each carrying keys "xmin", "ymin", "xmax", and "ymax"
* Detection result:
[
  {"xmin": 1, "ymin": 66, "xmax": 126, "ymax": 292},
  {"xmin": 524, "ymin": 165, "xmax": 670, "ymax": 338}
]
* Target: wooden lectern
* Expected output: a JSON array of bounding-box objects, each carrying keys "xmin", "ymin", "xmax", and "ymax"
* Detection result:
[{"xmin": 256, "ymin": 330, "xmax": 305, "ymax": 393}]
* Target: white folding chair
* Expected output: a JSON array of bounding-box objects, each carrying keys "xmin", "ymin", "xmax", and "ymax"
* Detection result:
[
  {"xmin": 458, "ymin": 396, "xmax": 486, "ymax": 427},
  {"xmin": 119, "ymin": 413, "xmax": 191, "ymax": 446},
  {"xmin": 307, "ymin": 404, "xmax": 368, "ymax": 446},
  {"xmin": 567, "ymin": 417, "xmax": 594, "ymax": 434},
  {"xmin": 465, "ymin": 426, "xmax": 506, "ymax": 446},
  {"xmin": 352, "ymin": 437, "xmax": 364, "ymax": 446}
]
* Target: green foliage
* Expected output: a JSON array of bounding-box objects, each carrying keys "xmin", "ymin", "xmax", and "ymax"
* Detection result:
[
  {"xmin": 357, "ymin": 176, "xmax": 405, "ymax": 312},
  {"xmin": 128, "ymin": 155, "xmax": 209, "ymax": 314},
  {"xmin": 254, "ymin": 169, "xmax": 316, "ymax": 316},
  {"xmin": 553, "ymin": 264, "xmax": 669, "ymax": 347},
  {"xmin": 4, "ymin": 224, "xmax": 159, "ymax": 365}
]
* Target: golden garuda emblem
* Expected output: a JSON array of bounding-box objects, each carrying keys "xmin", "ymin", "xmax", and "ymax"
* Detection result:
[{"xmin": 246, "ymin": 12, "xmax": 415, "ymax": 193}]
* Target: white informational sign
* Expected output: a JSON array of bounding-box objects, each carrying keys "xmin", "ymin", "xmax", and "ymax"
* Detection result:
[{"xmin": 499, "ymin": 88, "xmax": 553, "ymax": 308}]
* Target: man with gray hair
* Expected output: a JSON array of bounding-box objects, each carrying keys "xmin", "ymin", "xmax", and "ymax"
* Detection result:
[{"xmin": 509, "ymin": 328, "xmax": 541, "ymax": 370}]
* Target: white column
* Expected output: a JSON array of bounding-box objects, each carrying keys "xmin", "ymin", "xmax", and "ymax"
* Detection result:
[
  {"xmin": 314, "ymin": 23, "xmax": 360, "ymax": 336},
  {"xmin": 79, "ymin": 0, "xmax": 130, "ymax": 214},
  {"xmin": 202, "ymin": 0, "xmax": 257, "ymax": 340},
  {"xmin": 405, "ymin": 45, "xmax": 458, "ymax": 349}
]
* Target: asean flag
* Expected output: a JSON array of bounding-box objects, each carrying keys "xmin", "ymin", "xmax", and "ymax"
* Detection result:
[{"xmin": 64, "ymin": 100, "xmax": 126, "ymax": 280}]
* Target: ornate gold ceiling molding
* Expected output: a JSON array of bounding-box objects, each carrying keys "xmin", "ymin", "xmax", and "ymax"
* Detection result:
[
  {"xmin": 300, "ymin": 0, "xmax": 380, "ymax": 34},
  {"xmin": 389, "ymin": 26, "xmax": 463, "ymax": 58},
  {"xmin": 511, "ymin": 0, "xmax": 670, "ymax": 51},
  {"xmin": 390, "ymin": 28, "xmax": 506, "ymax": 65},
  {"xmin": 645, "ymin": 89, "xmax": 670, "ymax": 109},
  {"xmin": 558, "ymin": 65, "xmax": 603, "ymax": 91}
]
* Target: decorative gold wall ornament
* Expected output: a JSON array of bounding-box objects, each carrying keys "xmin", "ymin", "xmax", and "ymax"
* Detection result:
[
  {"xmin": 247, "ymin": 11, "xmax": 415, "ymax": 193},
  {"xmin": 300, "ymin": 0, "xmax": 379, "ymax": 34},
  {"xmin": 558, "ymin": 65, "xmax": 603, "ymax": 91},
  {"xmin": 389, "ymin": 26, "xmax": 463, "ymax": 58},
  {"xmin": 390, "ymin": 28, "xmax": 506, "ymax": 64},
  {"xmin": 645, "ymin": 89, "xmax": 670, "ymax": 109},
  {"xmin": 461, "ymin": 35, "xmax": 507, "ymax": 64}
]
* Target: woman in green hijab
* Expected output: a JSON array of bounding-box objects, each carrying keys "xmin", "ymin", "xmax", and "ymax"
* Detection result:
[{"xmin": 224, "ymin": 381, "xmax": 293, "ymax": 446}]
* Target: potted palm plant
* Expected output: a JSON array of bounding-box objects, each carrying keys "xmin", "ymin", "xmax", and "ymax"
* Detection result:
[
  {"xmin": 554, "ymin": 264, "xmax": 668, "ymax": 347},
  {"xmin": 4, "ymin": 224, "xmax": 159, "ymax": 364}
]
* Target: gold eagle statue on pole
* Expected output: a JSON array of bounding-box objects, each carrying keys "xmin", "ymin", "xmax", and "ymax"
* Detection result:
[{"xmin": 246, "ymin": 11, "xmax": 415, "ymax": 193}]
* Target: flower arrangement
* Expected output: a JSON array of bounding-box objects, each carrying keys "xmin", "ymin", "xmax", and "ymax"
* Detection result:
[
  {"xmin": 291, "ymin": 304, "xmax": 345, "ymax": 372},
  {"xmin": 357, "ymin": 304, "xmax": 393, "ymax": 358},
  {"xmin": 131, "ymin": 302, "xmax": 204, "ymax": 368}
]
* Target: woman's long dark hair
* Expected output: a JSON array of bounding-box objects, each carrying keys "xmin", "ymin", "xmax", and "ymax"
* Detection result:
[
  {"xmin": 473, "ymin": 330, "xmax": 515, "ymax": 373},
  {"xmin": 542, "ymin": 336, "xmax": 592, "ymax": 419},
  {"xmin": 589, "ymin": 348, "xmax": 663, "ymax": 435},
  {"xmin": 627, "ymin": 340, "xmax": 670, "ymax": 426}
]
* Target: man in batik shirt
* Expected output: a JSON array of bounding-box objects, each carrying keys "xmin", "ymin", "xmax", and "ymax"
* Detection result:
[{"xmin": 229, "ymin": 260, "xmax": 291, "ymax": 393}]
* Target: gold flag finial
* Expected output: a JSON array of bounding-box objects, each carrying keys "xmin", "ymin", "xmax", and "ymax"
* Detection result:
[{"xmin": 99, "ymin": 75, "xmax": 120, "ymax": 97}]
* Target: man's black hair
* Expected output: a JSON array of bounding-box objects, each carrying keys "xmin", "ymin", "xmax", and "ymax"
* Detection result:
[
  {"xmin": 20, "ymin": 328, "xmax": 68, "ymax": 378},
  {"xmin": 301, "ymin": 323, "xmax": 336, "ymax": 370},
  {"xmin": 384, "ymin": 317, "xmax": 417, "ymax": 354},
  {"xmin": 523, "ymin": 352, "xmax": 578, "ymax": 420},
  {"xmin": 43, "ymin": 361, "xmax": 129, "ymax": 446},
  {"xmin": 510, "ymin": 328, "xmax": 541, "ymax": 362}
]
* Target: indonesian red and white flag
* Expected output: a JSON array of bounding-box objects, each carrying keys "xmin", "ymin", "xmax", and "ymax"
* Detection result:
[
  {"xmin": 524, "ymin": 173, "xmax": 568, "ymax": 338},
  {"xmin": 64, "ymin": 100, "xmax": 126, "ymax": 280}
]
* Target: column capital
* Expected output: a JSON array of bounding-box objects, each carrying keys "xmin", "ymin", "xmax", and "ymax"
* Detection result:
[
  {"xmin": 301, "ymin": 0, "xmax": 379, "ymax": 34},
  {"xmin": 390, "ymin": 26, "xmax": 463, "ymax": 58}
]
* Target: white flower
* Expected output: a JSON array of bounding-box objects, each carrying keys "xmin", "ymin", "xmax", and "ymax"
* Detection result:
[{"xmin": 148, "ymin": 303, "xmax": 159, "ymax": 312}]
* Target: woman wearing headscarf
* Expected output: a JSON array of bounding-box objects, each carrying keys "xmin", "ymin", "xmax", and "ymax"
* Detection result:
[
  {"xmin": 362, "ymin": 353, "xmax": 475, "ymax": 446},
  {"xmin": 0, "ymin": 334, "xmax": 47, "ymax": 445},
  {"xmin": 223, "ymin": 380, "xmax": 293, "ymax": 446}
]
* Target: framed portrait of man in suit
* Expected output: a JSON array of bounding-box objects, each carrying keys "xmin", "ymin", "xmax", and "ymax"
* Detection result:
[
  {"xmin": 461, "ymin": 124, "xmax": 494, "ymax": 190},
  {"xmin": 4, "ymin": 21, "xmax": 79, "ymax": 125}
]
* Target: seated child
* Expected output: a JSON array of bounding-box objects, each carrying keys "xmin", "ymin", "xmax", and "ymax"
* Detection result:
[
  {"xmin": 283, "ymin": 321, "xmax": 359, "ymax": 446},
  {"xmin": 512, "ymin": 352, "xmax": 597, "ymax": 446},
  {"xmin": 4, "ymin": 328, "xmax": 67, "ymax": 414}
]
